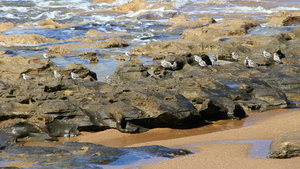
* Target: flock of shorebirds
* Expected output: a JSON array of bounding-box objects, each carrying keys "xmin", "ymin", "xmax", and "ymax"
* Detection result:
[
  {"xmin": 22, "ymin": 53, "xmax": 83, "ymax": 80},
  {"xmin": 22, "ymin": 50, "xmax": 284, "ymax": 81},
  {"xmin": 22, "ymin": 71, "xmax": 80, "ymax": 81},
  {"xmin": 160, "ymin": 50, "xmax": 283, "ymax": 71}
]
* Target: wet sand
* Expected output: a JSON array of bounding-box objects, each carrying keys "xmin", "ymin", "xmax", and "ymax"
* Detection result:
[
  {"xmin": 14, "ymin": 108, "xmax": 300, "ymax": 168},
  {"xmin": 136, "ymin": 108, "xmax": 300, "ymax": 169}
]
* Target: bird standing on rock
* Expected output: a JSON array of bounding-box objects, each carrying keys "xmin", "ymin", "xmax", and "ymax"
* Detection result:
[
  {"xmin": 210, "ymin": 54, "xmax": 218, "ymax": 66},
  {"xmin": 43, "ymin": 53, "xmax": 56, "ymax": 59},
  {"xmin": 161, "ymin": 59, "xmax": 177, "ymax": 70},
  {"xmin": 263, "ymin": 50, "xmax": 271, "ymax": 59},
  {"xmin": 194, "ymin": 55, "xmax": 208, "ymax": 67},
  {"xmin": 125, "ymin": 51, "xmax": 134, "ymax": 61},
  {"xmin": 71, "ymin": 72, "xmax": 80, "ymax": 79},
  {"xmin": 244, "ymin": 57, "xmax": 257, "ymax": 70},
  {"xmin": 198, "ymin": 57, "xmax": 207, "ymax": 67},
  {"xmin": 54, "ymin": 70, "xmax": 62, "ymax": 79},
  {"xmin": 273, "ymin": 53, "xmax": 282, "ymax": 63},
  {"xmin": 194, "ymin": 55, "xmax": 202, "ymax": 63},
  {"xmin": 22, "ymin": 73, "xmax": 33, "ymax": 80},
  {"xmin": 231, "ymin": 52, "xmax": 239, "ymax": 60}
]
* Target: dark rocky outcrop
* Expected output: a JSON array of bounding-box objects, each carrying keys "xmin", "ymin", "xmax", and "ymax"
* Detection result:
[{"xmin": 0, "ymin": 51, "xmax": 296, "ymax": 143}]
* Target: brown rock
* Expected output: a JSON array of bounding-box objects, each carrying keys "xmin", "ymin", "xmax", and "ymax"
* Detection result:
[
  {"xmin": 0, "ymin": 55, "xmax": 59, "ymax": 83},
  {"xmin": 268, "ymin": 130, "xmax": 300, "ymax": 158},
  {"xmin": 284, "ymin": 27, "xmax": 300, "ymax": 40},
  {"xmin": 130, "ymin": 41, "xmax": 191, "ymax": 56},
  {"xmin": 48, "ymin": 45, "xmax": 74, "ymax": 54},
  {"xmin": 78, "ymin": 52, "xmax": 99, "ymax": 64},
  {"xmin": 0, "ymin": 34, "xmax": 53, "ymax": 45},
  {"xmin": 92, "ymin": 38, "xmax": 129, "ymax": 48},
  {"xmin": 86, "ymin": 29, "xmax": 106, "ymax": 36},
  {"xmin": 39, "ymin": 18, "xmax": 68, "ymax": 29},
  {"xmin": 167, "ymin": 16, "xmax": 216, "ymax": 31},
  {"xmin": 110, "ymin": 61, "xmax": 150, "ymax": 82},
  {"xmin": 112, "ymin": 0, "xmax": 147, "ymax": 13},
  {"xmin": 181, "ymin": 19, "xmax": 260, "ymax": 42},
  {"xmin": 64, "ymin": 62, "xmax": 98, "ymax": 80},
  {"xmin": 0, "ymin": 22, "xmax": 15, "ymax": 31},
  {"xmin": 267, "ymin": 11, "xmax": 300, "ymax": 27}
]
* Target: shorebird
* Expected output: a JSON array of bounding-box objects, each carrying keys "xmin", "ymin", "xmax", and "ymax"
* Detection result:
[
  {"xmin": 197, "ymin": 57, "xmax": 207, "ymax": 67},
  {"xmin": 263, "ymin": 50, "xmax": 272, "ymax": 59},
  {"xmin": 231, "ymin": 52, "xmax": 239, "ymax": 60},
  {"xmin": 54, "ymin": 70, "xmax": 62, "ymax": 79},
  {"xmin": 22, "ymin": 73, "xmax": 33, "ymax": 80},
  {"xmin": 104, "ymin": 75, "xmax": 115, "ymax": 83},
  {"xmin": 161, "ymin": 59, "xmax": 177, "ymax": 70},
  {"xmin": 125, "ymin": 51, "xmax": 134, "ymax": 61},
  {"xmin": 244, "ymin": 57, "xmax": 257, "ymax": 70},
  {"xmin": 43, "ymin": 53, "xmax": 56, "ymax": 59},
  {"xmin": 210, "ymin": 54, "xmax": 218, "ymax": 66},
  {"xmin": 194, "ymin": 55, "xmax": 207, "ymax": 67},
  {"xmin": 70, "ymin": 72, "xmax": 80, "ymax": 79},
  {"xmin": 194, "ymin": 55, "xmax": 202, "ymax": 63},
  {"xmin": 273, "ymin": 53, "xmax": 281, "ymax": 63},
  {"xmin": 171, "ymin": 61, "xmax": 177, "ymax": 70}
]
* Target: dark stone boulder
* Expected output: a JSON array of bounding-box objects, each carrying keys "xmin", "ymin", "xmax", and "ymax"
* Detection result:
[
  {"xmin": 110, "ymin": 61, "xmax": 150, "ymax": 82},
  {"xmin": 28, "ymin": 100, "xmax": 92, "ymax": 137},
  {"xmin": 196, "ymin": 97, "xmax": 246, "ymax": 120},
  {"xmin": 106, "ymin": 84, "xmax": 206, "ymax": 130},
  {"xmin": 0, "ymin": 120, "xmax": 57, "ymax": 142},
  {"xmin": 247, "ymin": 84, "xmax": 288, "ymax": 108},
  {"xmin": 264, "ymin": 77, "xmax": 300, "ymax": 95}
]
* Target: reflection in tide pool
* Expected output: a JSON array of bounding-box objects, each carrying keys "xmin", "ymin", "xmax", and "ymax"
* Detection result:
[
  {"xmin": 227, "ymin": 83, "xmax": 239, "ymax": 88},
  {"xmin": 188, "ymin": 139, "xmax": 272, "ymax": 158}
]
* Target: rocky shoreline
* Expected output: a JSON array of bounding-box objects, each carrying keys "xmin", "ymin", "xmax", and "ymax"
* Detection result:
[{"xmin": 1, "ymin": 4, "xmax": 300, "ymax": 168}]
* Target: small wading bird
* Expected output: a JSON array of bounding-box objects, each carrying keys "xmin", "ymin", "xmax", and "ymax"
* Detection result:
[
  {"xmin": 71, "ymin": 72, "xmax": 80, "ymax": 79},
  {"xmin": 263, "ymin": 50, "xmax": 272, "ymax": 59},
  {"xmin": 244, "ymin": 57, "xmax": 258, "ymax": 70},
  {"xmin": 54, "ymin": 70, "xmax": 62, "ymax": 79},
  {"xmin": 43, "ymin": 53, "xmax": 56, "ymax": 59},
  {"xmin": 161, "ymin": 59, "xmax": 177, "ymax": 70},
  {"xmin": 210, "ymin": 54, "xmax": 218, "ymax": 66},
  {"xmin": 125, "ymin": 51, "xmax": 134, "ymax": 61},
  {"xmin": 273, "ymin": 53, "xmax": 282, "ymax": 63},
  {"xmin": 194, "ymin": 55, "xmax": 202, "ymax": 63},
  {"xmin": 22, "ymin": 73, "xmax": 33, "ymax": 80},
  {"xmin": 231, "ymin": 52, "xmax": 239, "ymax": 60},
  {"xmin": 194, "ymin": 55, "xmax": 207, "ymax": 67}
]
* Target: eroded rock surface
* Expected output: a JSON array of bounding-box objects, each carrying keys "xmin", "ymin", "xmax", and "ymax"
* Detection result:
[
  {"xmin": 0, "ymin": 142, "xmax": 191, "ymax": 168},
  {"xmin": 267, "ymin": 131, "xmax": 300, "ymax": 158}
]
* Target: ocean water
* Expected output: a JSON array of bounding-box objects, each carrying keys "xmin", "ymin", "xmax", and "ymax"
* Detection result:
[{"xmin": 0, "ymin": 0, "xmax": 299, "ymax": 80}]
